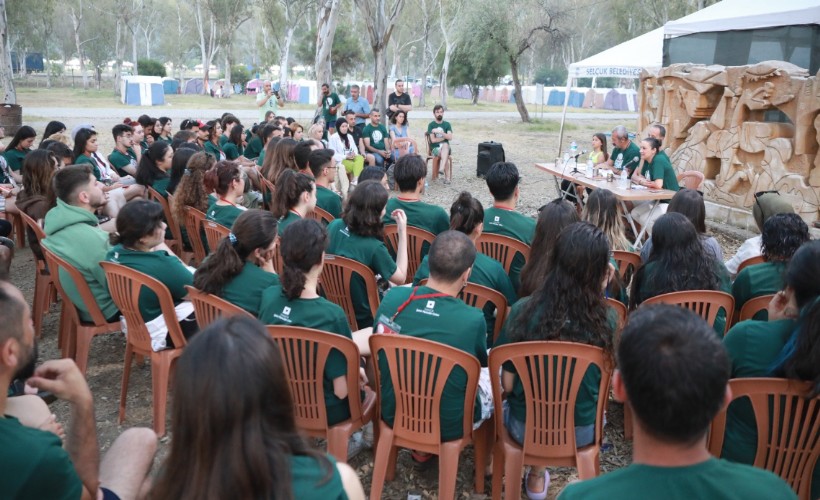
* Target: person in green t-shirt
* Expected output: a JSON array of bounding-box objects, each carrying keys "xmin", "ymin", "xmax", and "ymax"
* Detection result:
[
  {"xmin": 326, "ymin": 181, "xmax": 408, "ymax": 329},
  {"xmin": 495, "ymin": 222, "xmax": 615, "ymax": 498},
  {"xmin": 309, "ymin": 149, "xmax": 343, "ymax": 219},
  {"xmin": 108, "ymin": 123, "xmax": 139, "ymax": 176},
  {"xmin": 135, "ymin": 141, "xmax": 173, "ymax": 197},
  {"xmin": 426, "ymin": 104, "xmax": 453, "ymax": 183},
  {"xmin": 256, "ymin": 80, "xmax": 285, "ymax": 123},
  {"xmin": 318, "ymin": 83, "xmax": 342, "ymax": 133},
  {"xmin": 272, "ymin": 170, "xmax": 316, "ymax": 237},
  {"xmin": 732, "ymin": 213, "xmax": 808, "ymax": 319},
  {"xmin": 2, "ymin": 125, "xmax": 36, "ymax": 182},
  {"xmin": 219, "ymin": 115, "xmax": 239, "ymax": 148},
  {"xmin": 383, "ymin": 154, "xmax": 449, "ymax": 237},
  {"xmin": 559, "ymin": 304, "xmax": 796, "ymax": 500},
  {"xmin": 194, "ymin": 209, "xmax": 280, "ymax": 316},
  {"xmin": 201, "ymin": 120, "xmax": 225, "ymax": 161},
  {"xmin": 204, "ymin": 161, "xmax": 247, "ymax": 229},
  {"xmin": 150, "ymin": 315, "xmax": 366, "ymax": 499},
  {"xmin": 374, "ymin": 231, "xmax": 489, "ymax": 445},
  {"xmin": 630, "ymin": 137, "xmax": 680, "ymax": 234},
  {"xmin": 602, "ymin": 125, "xmax": 641, "ymax": 178},
  {"xmin": 362, "ymin": 109, "xmax": 391, "ymax": 168}
]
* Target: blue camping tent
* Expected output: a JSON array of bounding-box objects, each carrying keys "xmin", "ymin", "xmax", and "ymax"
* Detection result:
[{"xmin": 120, "ymin": 76, "xmax": 165, "ymax": 106}]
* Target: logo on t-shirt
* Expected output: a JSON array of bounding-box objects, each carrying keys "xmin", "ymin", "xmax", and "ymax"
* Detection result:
[
  {"xmin": 325, "ymin": 97, "xmax": 334, "ymax": 107},
  {"xmin": 417, "ymin": 300, "xmax": 440, "ymax": 317},
  {"xmin": 614, "ymin": 153, "xmax": 624, "ymax": 169},
  {"xmin": 273, "ymin": 306, "xmax": 292, "ymax": 324},
  {"xmin": 371, "ymin": 130, "xmax": 383, "ymax": 143}
]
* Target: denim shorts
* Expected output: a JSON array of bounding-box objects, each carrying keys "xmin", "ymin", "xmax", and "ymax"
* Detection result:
[{"xmin": 502, "ymin": 400, "xmax": 594, "ymax": 447}]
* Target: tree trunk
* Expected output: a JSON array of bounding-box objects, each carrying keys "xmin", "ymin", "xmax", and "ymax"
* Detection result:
[
  {"xmin": 373, "ymin": 44, "xmax": 388, "ymax": 110},
  {"xmin": 315, "ymin": 0, "xmax": 341, "ymax": 94},
  {"xmin": 69, "ymin": 7, "xmax": 88, "ymax": 90},
  {"xmin": 0, "ymin": 0, "xmax": 15, "ymax": 103},
  {"xmin": 278, "ymin": 25, "xmax": 294, "ymax": 91},
  {"xmin": 439, "ymin": 39, "xmax": 452, "ymax": 109},
  {"xmin": 357, "ymin": 0, "xmax": 406, "ymax": 110},
  {"xmin": 113, "ymin": 19, "xmax": 122, "ymax": 95},
  {"xmin": 223, "ymin": 51, "xmax": 232, "ymax": 97},
  {"xmin": 471, "ymin": 86, "xmax": 479, "ymax": 104},
  {"xmin": 131, "ymin": 25, "xmax": 138, "ymax": 75},
  {"xmin": 510, "ymin": 58, "xmax": 529, "ymax": 122}
]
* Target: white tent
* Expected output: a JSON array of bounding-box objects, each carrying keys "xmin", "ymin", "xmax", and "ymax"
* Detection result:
[{"xmin": 664, "ymin": 0, "xmax": 820, "ymax": 36}]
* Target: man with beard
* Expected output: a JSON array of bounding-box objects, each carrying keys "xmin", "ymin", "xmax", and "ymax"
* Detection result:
[
  {"xmin": 427, "ymin": 104, "xmax": 453, "ymax": 184},
  {"xmin": 318, "ymin": 83, "xmax": 341, "ymax": 134},
  {"xmin": 42, "ymin": 166, "xmax": 120, "ymax": 323},
  {"xmin": 0, "ymin": 280, "xmax": 158, "ymax": 499}
]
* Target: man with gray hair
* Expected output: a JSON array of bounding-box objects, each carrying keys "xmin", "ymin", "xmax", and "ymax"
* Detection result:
[
  {"xmin": 602, "ymin": 125, "xmax": 641, "ymax": 178},
  {"xmin": 344, "ymin": 84, "xmax": 371, "ymax": 136}
]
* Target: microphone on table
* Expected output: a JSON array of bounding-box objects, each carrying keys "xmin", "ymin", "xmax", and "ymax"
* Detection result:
[{"xmin": 571, "ymin": 150, "xmax": 588, "ymax": 175}]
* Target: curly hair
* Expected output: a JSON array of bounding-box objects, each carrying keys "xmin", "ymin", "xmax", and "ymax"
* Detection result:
[
  {"xmin": 342, "ymin": 180, "xmax": 388, "ymax": 239},
  {"xmin": 171, "ymin": 151, "xmax": 216, "ymax": 228},
  {"xmin": 761, "ymin": 213, "xmax": 809, "ymax": 262}
]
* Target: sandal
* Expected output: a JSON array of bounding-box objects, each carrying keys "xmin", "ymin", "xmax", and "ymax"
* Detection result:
[{"xmin": 524, "ymin": 468, "xmax": 549, "ymax": 500}]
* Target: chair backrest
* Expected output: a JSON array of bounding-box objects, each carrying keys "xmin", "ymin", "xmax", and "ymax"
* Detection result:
[
  {"xmin": 677, "ymin": 170, "xmax": 705, "ymax": 190},
  {"xmin": 185, "ymin": 285, "xmax": 253, "ymax": 329},
  {"xmin": 308, "ymin": 206, "xmax": 335, "ymax": 225},
  {"xmin": 270, "ymin": 242, "xmax": 283, "ymax": 275},
  {"xmin": 183, "ymin": 206, "xmax": 208, "ymax": 266},
  {"xmin": 738, "ymin": 294, "xmax": 774, "ymax": 323},
  {"xmin": 203, "ymin": 219, "xmax": 230, "ymax": 254},
  {"xmin": 489, "ymin": 341, "xmax": 612, "ymax": 458},
  {"xmin": 737, "ymin": 255, "xmax": 766, "ymax": 275},
  {"xmin": 100, "ymin": 261, "xmax": 187, "ymax": 352},
  {"xmin": 18, "ymin": 211, "xmax": 46, "ymax": 267},
  {"xmin": 459, "ymin": 282, "xmax": 509, "ymax": 346},
  {"xmin": 643, "ymin": 290, "xmax": 735, "ymax": 335},
  {"xmin": 390, "ymin": 138, "xmax": 420, "ymax": 160},
  {"xmin": 612, "ymin": 250, "xmax": 641, "ymax": 284},
  {"xmin": 369, "ymin": 334, "xmax": 480, "ymax": 447},
  {"xmin": 475, "ymin": 233, "xmax": 531, "ymax": 275},
  {"xmin": 606, "ymin": 298, "xmax": 628, "ymax": 333},
  {"xmin": 268, "ymin": 325, "xmax": 365, "ymax": 433},
  {"xmin": 424, "ymin": 132, "xmax": 434, "ymax": 156},
  {"xmin": 146, "ymin": 187, "xmax": 183, "ymax": 252},
  {"xmin": 42, "ymin": 244, "xmax": 111, "ymax": 327},
  {"xmin": 319, "ymin": 254, "xmax": 381, "ymax": 331},
  {"xmin": 383, "ymin": 225, "xmax": 435, "ymax": 284},
  {"xmin": 709, "ymin": 378, "xmax": 820, "ymax": 499}
]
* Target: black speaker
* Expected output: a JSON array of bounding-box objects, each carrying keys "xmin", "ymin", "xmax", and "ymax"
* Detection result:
[{"xmin": 476, "ymin": 141, "xmax": 505, "ymax": 177}]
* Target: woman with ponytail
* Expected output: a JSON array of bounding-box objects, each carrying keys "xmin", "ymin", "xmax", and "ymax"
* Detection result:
[
  {"xmin": 204, "ymin": 160, "xmax": 246, "ymax": 228},
  {"xmin": 272, "ymin": 169, "xmax": 317, "ymax": 236},
  {"xmin": 135, "ymin": 141, "xmax": 174, "ymax": 197},
  {"xmin": 193, "ymin": 209, "xmax": 280, "ymax": 316}
]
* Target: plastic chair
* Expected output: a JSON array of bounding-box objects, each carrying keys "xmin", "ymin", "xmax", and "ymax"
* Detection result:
[
  {"xmin": 183, "ymin": 206, "xmax": 208, "ymax": 266},
  {"xmin": 319, "ymin": 255, "xmax": 381, "ymax": 331},
  {"xmin": 738, "ymin": 294, "xmax": 774, "ymax": 323},
  {"xmin": 203, "ymin": 218, "xmax": 230, "ymax": 254},
  {"xmin": 270, "ymin": 241, "xmax": 283, "ymax": 275},
  {"xmin": 475, "ymin": 233, "xmax": 531, "ymax": 275},
  {"xmin": 2, "ymin": 210, "xmax": 26, "ymax": 247},
  {"xmin": 19, "ymin": 211, "xmax": 56, "ymax": 338},
  {"xmin": 368, "ymin": 334, "xmax": 491, "ymax": 499},
  {"xmin": 425, "ymin": 133, "xmax": 453, "ymax": 180},
  {"xmin": 676, "ymin": 170, "xmax": 705, "ymax": 190},
  {"xmin": 737, "ymin": 255, "xmax": 766, "ymax": 274},
  {"xmin": 267, "ymin": 325, "xmax": 377, "ymax": 463},
  {"xmin": 460, "ymin": 282, "xmax": 509, "ymax": 346},
  {"xmin": 709, "ymin": 378, "xmax": 820, "ymax": 500},
  {"xmin": 606, "ymin": 297, "xmax": 628, "ymax": 334},
  {"xmin": 383, "ymin": 225, "xmax": 435, "ymax": 284},
  {"xmin": 489, "ymin": 341, "xmax": 612, "ymax": 500},
  {"xmin": 643, "ymin": 290, "xmax": 735, "ymax": 336},
  {"xmin": 612, "ymin": 250, "xmax": 641, "ymax": 285},
  {"xmin": 41, "ymin": 245, "xmax": 121, "ymax": 375},
  {"xmin": 185, "ymin": 285, "xmax": 253, "ymax": 329},
  {"xmin": 100, "ymin": 261, "xmax": 187, "ymax": 437},
  {"xmin": 146, "ymin": 188, "xmax": 184, "ymax": 256},
  {"xmin": 308, "ymin": 206, "xmax": 335, "ymax": 225}
]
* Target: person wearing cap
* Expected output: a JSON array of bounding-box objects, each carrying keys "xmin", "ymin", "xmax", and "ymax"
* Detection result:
[
  {"xmin": 195, "ymin": 121, "xmax": 210, "ymax": 149},
  {"xmin": 724, "ymin": 192, "xmax": 795, "ymax": 277}
]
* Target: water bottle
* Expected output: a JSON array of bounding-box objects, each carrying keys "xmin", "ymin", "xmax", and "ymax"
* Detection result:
[
  {"xmin": 586, "ymin": 158, "xmax": 594, "ymax": 177},
  {"xmin": 620, "ymin": 168, "xmax": 629, "ymax": 189},
  {"xmin": 570, "ymin": 141, "xmax": 578, "ymax": 156}
]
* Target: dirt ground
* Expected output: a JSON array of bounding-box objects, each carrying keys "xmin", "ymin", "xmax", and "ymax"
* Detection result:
[{"xmin": 7, "ymin": 114, "xmax": 746, "ymax": 499}]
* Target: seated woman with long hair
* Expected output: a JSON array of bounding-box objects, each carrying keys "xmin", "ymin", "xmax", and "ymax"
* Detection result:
[
  {"xmin": 15, "ymin": 149, "xmax": 58, "ymax": 260},
  {"xmin": 171, "ymin": 150, "xmax": 216, "ymax": 229},
  {"xmin": 494, "ymin": 222, "xmax": 616, "ymax": 499},
  {"xmin": 149, "ymin": 315, "xmax": 366, "ymax": 500},
  {"xmin": 261, "ymin": 137, "xmax": 298, "ymax": 185},
  {"xmin": 166, "ymin": 145, "xmax": 199, "ymax": 196},
  {"xmin": 640, "ymin": 188, "xmax": 722, "ymax": 262},
  {"xmin": 582, "ymin": 188, "xmax": 632, "ymax": 303},
  {"xmin": 326, "ymin": 180, "xmax": 407, "ymax": 329},
  {"xmin": 518, "ymin": 198, "xmax": 579, "ymax": 298},
  {"xmin": 722, "ymin": 240, "xmax": 820, "ymax": 499},
  {"xmin": 630, "ymin": 212, "xmax": 730, "ymax": 334},
  {"xmin": 272, "ymin": 169, "xmax": 316, "ymax": 236},
  {"xmin": 413, "ymin": 192, "xmax": 516, "ymax": 345},
  {"xmin": 204, "ymin": 161, "xmax": 247, "ymax": 228},
  {"xmin": 135, "ymin": 141, "xmax": 174, "ymax": 197},
  {"xmin": 105, "ymin": 200, "xmax": 197, "ymax": 350},
  {"xmin": 194, "ymin": 209, "xmax": 280, "ymax": 316}
]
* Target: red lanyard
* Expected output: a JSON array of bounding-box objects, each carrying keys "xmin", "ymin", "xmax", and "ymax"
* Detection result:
[
  {"xmin": 218, "ymin": 197, "xmax": 237, "ymax": 207},
  {"xmin": 492, "ymin": 204, "xmax": 515, "ymax": 211},
  {"xmin": 391, "ymin": 286, "xmax": 449, "ymax": 321}
]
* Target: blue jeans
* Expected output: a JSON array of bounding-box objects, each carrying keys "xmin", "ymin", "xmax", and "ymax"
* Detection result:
[{"xmin": 503, "ymin": 400, "xmax": 594, "ymax": 447}]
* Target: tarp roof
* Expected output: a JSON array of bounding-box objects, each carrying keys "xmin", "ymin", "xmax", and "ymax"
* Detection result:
[
  {"xmin": 567, "ymin": 28, "xmax": 664, "ymax": 79},
  {"xmin": 664, "ymin": 0, "xmax": 820, "ymax": 36}
]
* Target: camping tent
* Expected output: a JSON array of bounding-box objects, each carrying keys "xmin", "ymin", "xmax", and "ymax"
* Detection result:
[
  {"xmin": 120, "ymin": 76, "xmax": 164, "ymax": 106},
  {"xmin": 184, "ymin": 78, "xmax": 204, "ymax": 95}
]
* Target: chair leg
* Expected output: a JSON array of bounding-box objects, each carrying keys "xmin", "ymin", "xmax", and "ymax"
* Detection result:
[
  {"xmin": 473, "ymin": 419, "xmax": 493, "ymax": 493},
  {"xmin": 74, "ymin": 327, "xmax": 92, "ymax": 376},
  {"xmin": 439, "ymin": 441, "xmax": 462, "ymax": 500},
  {"xmin": 151, "ymin": 353, "xmax": 173, "ymax": 437},
  {"xmin": 385, "ymin": 443, "xmax": 399, "ymax": 482},
  {"xmin": 369, "ymin": 422, "xmax": 394, "ymax": 500},
  {"xmin": 624, "ymin": 404, "xmax": 633, "ymax": 440},
  {"xmin": 576, "ymin": 446, "xmax": 600, "ymax": 479},
  {"xmin": 326, "ymin": 425, "xmax": 353, "ymax": 463},
  {"xmin": 32, "ymin": 272, "xmax": 47, "ymax": 338},
  {"xmin": 119, "ymin": 346, "xmax": 134, "ymax": 424},
  {"xmin": 503, "ymin": 446, "xmax": 524, "ymax": 500},
  {"xmin": 491, "ymin": 442, "xmax": 504, "ymax": 500}
]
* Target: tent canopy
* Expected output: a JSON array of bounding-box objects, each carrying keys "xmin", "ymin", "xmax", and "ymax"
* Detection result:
[
  {"xmin": 664, "ymin": 0, "xmax": 820, "ymax": 36},
  {"xmin": 568, "ymin": 28, "xmax": 664, "ymax": 79}
]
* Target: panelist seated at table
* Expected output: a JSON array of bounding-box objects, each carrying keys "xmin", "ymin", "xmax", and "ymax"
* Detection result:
[
  {"xmin": 629, "ymin": 137, "xmax": 679, "ymax": 234},
  {"xmin": 601, "ymin": 125, "xmax": 641, "ymax": 178}
]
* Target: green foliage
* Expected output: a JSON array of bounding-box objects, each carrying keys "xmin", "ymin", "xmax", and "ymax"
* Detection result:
[
  {"xmin": 534, "ymin": 66, "xmax": 567, "ymax": 86},
  {"xmin": 447, "ymin": 40, "xmax": 508, "ymax": 102},
  {"xmin": 138, "ymin": 59, "xmax": 167, "ymax": 77},
  {"xmin": 47, "ymin": 62, "xmax": 63, "ymax": 78},
  {"xmin": 293, "ymin": 26, "xmax": 364, "ymax": 78},
  {"xmin": 230, "ymin": 65, "xmax": 251, "ymax": 85}
]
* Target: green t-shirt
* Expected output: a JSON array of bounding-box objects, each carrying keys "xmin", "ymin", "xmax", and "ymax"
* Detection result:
[
  {"xmin": 74, "ymin": 154, "xmax": 103, "ymax": 181},
  {"xmin": 0, "ymin": 416, "xmax": 82, "ymax": 499},
  {"xmin": 321, "ymin": 92, "xmax": 341, "ymax": 123},
  {"xmin": 362, "ymin": 123, "xmax": 389, "ymax": 151},
  {"xmin": 290, "ymin": 454, "xmax": 347, "ymax": 499},
  {"xmin": 206, "ymin": 201, "xmax": 245, "ymax": 229},
  {"xmin": 203, "ymin": 140, "xmax": 225, "ymax": 160},
  {"xmin": 383, "ymin": 198, "xmax": 450, "ymax": 235},
  {"xmin": 610, "ymin": 141, "xmax": 641, "ymax": 178},
  {"xmin": 108, "ymin": 147, "xmax": 138, "ymax": 176},
  {"xmin": 482, "ymin": 206, "xmax": 535, "ymax": 291},
  {"xmin": 316, "ymin": 185, "xmax": 342, "ymax": 219},
  {"xmin": 219, "ymin": 135, "xmax": 229, "ymax": 147},
  {"xmin": 427, "ymin": 120, "xmax": 453, "ymax": 145},
  {"xmin": 640, "ymin": 152, "xmax": 680, "ymax": 197},
  {"xmin": 731, "ymin": 261, "xmax": 786, "ymax": 319},
  {"xmin": 413, "ymin": 252, "xmax": 516, "ymax": 346},
  {"xmin": 259, "ymin": 285, "xmax": 353, "ymax": 425},
  {"xmin": 105, "ymin": 244, "xmax": 193, "ymax": 321},
  {"xmin": 278, "ymin": 211, "xmax": 303, "ymax": 237},
  {"xmin": 218, "ymin": 261, "xmax": 280, "ymax": 316},
  {"xmin": 558, "ymin": 458, "xmax": 796, "ymax": 500},
  {"xmin": 152, "ymin": 176, "xmax": 171, "ymax": 198},
  {"xmin": 3, "ymin": 147, "xmax": 29, "ymax": 172},
  {"xmin": 222, "ymin": 142, "xmax": 243, "ymax": 161},
  {"xmin": 326, "ymin": 219, "xmax": 396, "ymax": 329},
  {"xmin": 494, "ymin": 297, "xmax": 614, "ymax": 428},
  {"xmin": 244, "ymin": 135, "xmax": 263, "ymax": 160},
  {"xmin": 374, "ymin": 285, "xmax": 487, "ymax": 442}
]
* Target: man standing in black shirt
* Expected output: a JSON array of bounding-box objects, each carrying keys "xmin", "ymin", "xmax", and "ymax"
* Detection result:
[{"xmin": 387, "ymin": 80, "xmax": 413, "ymax": 121}]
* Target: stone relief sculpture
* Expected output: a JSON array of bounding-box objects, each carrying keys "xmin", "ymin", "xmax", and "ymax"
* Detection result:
[{"xmin": 639, "ymin": 61, "xmax": 819, "ymax": 225}]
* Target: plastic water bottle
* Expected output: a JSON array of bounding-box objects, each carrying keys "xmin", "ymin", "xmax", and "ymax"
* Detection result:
[
  {"xmin": 620, "ymin": 167, "xmax": 629, "ymax": 188},
  {"xmin": 586, "ymin": 158, "xmax": 594, "ymax": 177},
  {"xmin": 570, "ymin": 141, "xmax": 578, "ymax": 156}
]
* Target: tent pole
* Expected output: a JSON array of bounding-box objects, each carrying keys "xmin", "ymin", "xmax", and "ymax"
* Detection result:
[{"xmin": 557, "ymin": 74, "xmax": 573, "ymax": 158}]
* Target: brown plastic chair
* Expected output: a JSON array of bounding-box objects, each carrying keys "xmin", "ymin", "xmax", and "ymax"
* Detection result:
[
  {"xmin": 203, "ymin": 218, "xmax": 230, "ymax": 254},
  {"xmin": 41, "ymin": 245, "xmax": 121, "ymax": 375},
  {"xmin": 425, "ymin": 132, "xmax": 453, "ymax": 180},
  {"xmin": 183, "ymin": 206, "xmax": 208, "ymax": 266},
  {"xmin": 709, "ymin": 378, "xmax": 820, "ymax": 500},
  {"xmin": 383, "ymin": 224, "xmax": 435, "ymax": 284},
  {"xmin": 606, "ymin": 297, "xmax": 628, "ymax": 334},
  {"xmin": 319, "ymin": 255, "xmax": 381, "ymax": 331},
  {"xmin": 19, "ymin": 211, "xmax": 56, "ymax": 338},
  {"xmin": 643, "ymin": 290, "xmax": 735, "ymax": 336},
  {"xmin": 475, "ymin": 233, "xmax": 531, "ymax": 276},
  {"xmin": 369, "ymin": 334, "xmax": 491, "ymax": 499},
  {"xmin": 612, "ymin": 250, "xmax": 641, "ymax": 285},
  {"xmin": 489, "ymin": 341, "xmax": 612, "ymax": 500},
  {"xmin": 185, "ymin": 285, "xmax": 253, "ymax": 328},
  {"xmin": 308, "ymin": 205, "xmax": 335, "ymax": 225},
  {"xmin": 146, "ymin": 187, "xmax": 184, "ymax": 256},
  {"xmin": 100, "ymin": 261, "xmax": 187, "ymax": 437},
  {"xmin": 676, "ymin": 170, "xmax": 705, "ymax": 190},
  {"xmin": 460, "ymin": 282, "xmax": 509, "ymax": 346},
  {"xmin": 270, "ymin": 241, "xmax": 283, "ymax": 275},
  {"xmin": 267, "ymin": 325, "xmax": 377, "ymax": 463},
  {"xmin": 737, "ymin": 294, "xmax": 774, "ymax": 323},
  {"xmin": 3, "ymin": 209, "xmax": 26, "ymax": 247},
  {"xmin": 737, "ymin": 255, "xmax": 766, "ymax": 274}
]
